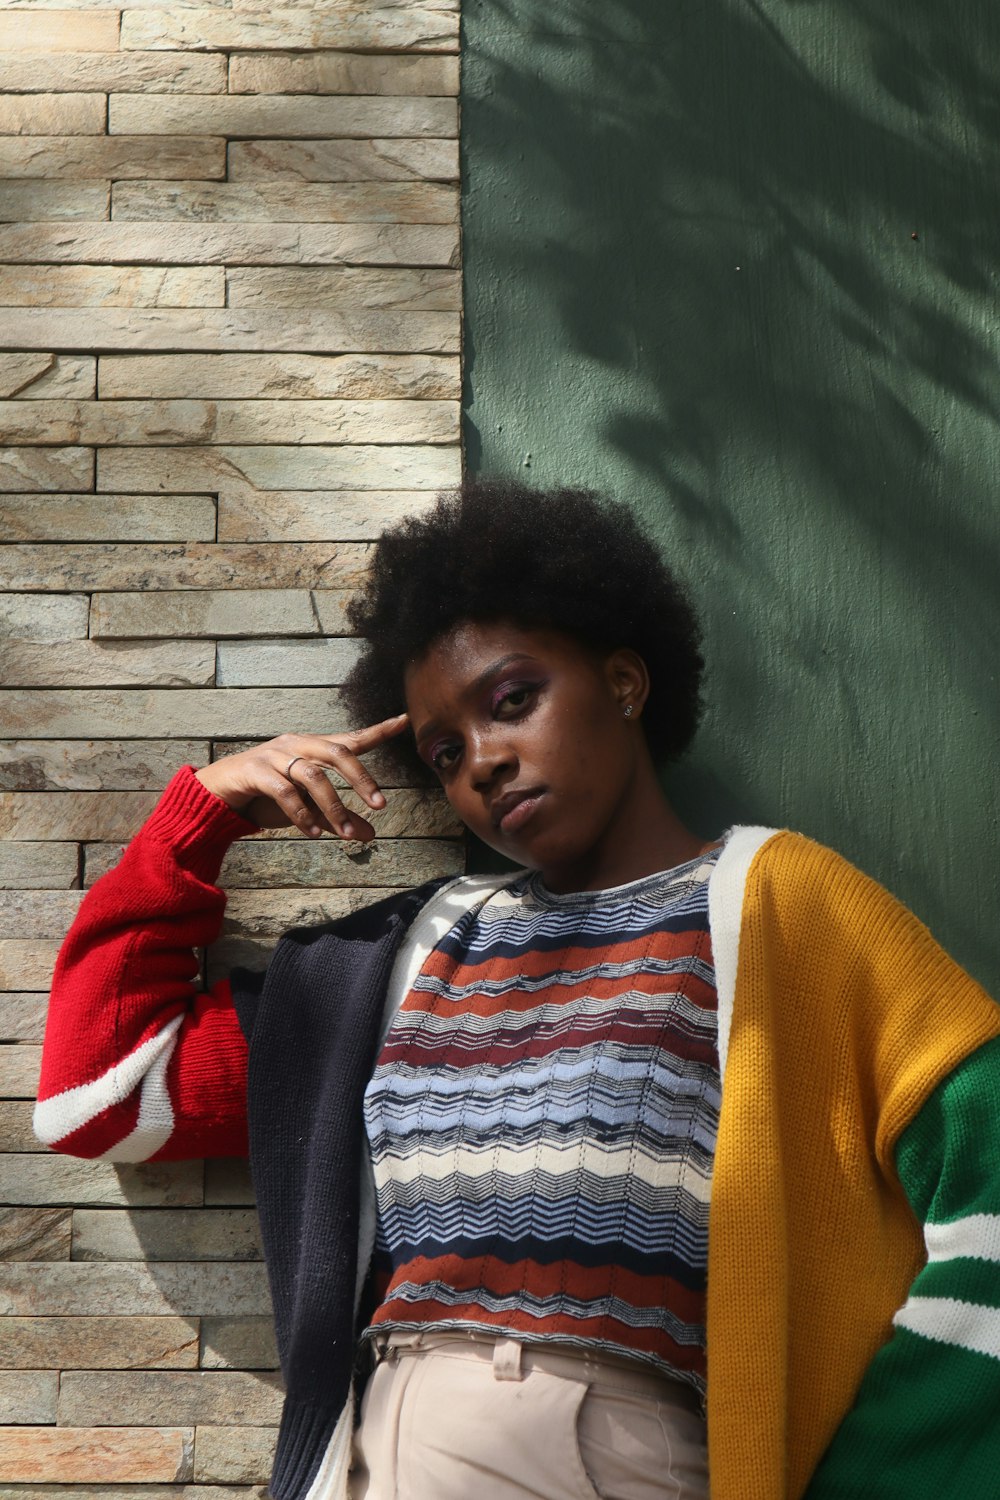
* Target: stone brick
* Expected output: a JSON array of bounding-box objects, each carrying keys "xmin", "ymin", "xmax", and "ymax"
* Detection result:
[
  {"xmin": 216, "ymin": 488, "xmax": 434, "ymax": 543},
  {"xmin": 209, "ymin": 836, "xmax": 464, "ymax": 890},
  {"xmin": 200, "ymin": 1318, "xmax": 279, "ymax": 1371},
  {"xmin": 0, "ymin": 94, "xmax": 106, "ymax": 136},
  {"xmin": 99, "ymin": 444, "xmax": 459, "ymax": 493},
  {"xmin": 216, "ymin": 784, "xmax": 455, "ymax": 838},
  {"xmin": 1, "ymin": 0, "xmax": 143, "ymax": 9},
  {"xmin": 0, "ymin": 889, "xmax": 82, "ymax": 937},
  {"xmin": 0, "ymin": 355, "xmax": 95, "ymax": 399},
  {"xmin": 1, "ymin": 308, "xmax": 459, "ymax": 354},
  {"xmin": 0, "ymin": 792, "xmax": 162, "ymax": 842},
  {"xmin": 59, "ymin": 1370, "xmax": 285, "ymax": 1428},
  {"xmin": 0, "ymin": 1159, "xmax": 203, "ymax": 1212},
  {"xmin": 312, "ymin": 591, "xmax": 353, "ymax": 634},
  {"xmin": 228, "ymin": 49, "xmax": 458, "ymax": 96},
  {"xmin": 0, "ymin": 1488, "xmax": 267, "ymax": 1500},
  {"xmin": 2, "ymin": 541, "xmax": 368, "ymax": 592},
  {"xmin": 0, "ymin": 843, "xmax": 78, "ymax": 890},
  {"xmin": 98, "ymin": 353, "xmax": 458, "ymax": 400},
  {"xmin": 0, "ymin": 944, "xmax": 58, "ymax": 990},
  {"xmin": 0, "ymin": 494, "xmax": 216, "ymax": 543},
  {"xmin": 2, "ymin": 1316, "xmax": 200, "ymax": 1371},
  {"xmin": 122, "ymin": 7, "xmax": 457, "ymax": 52},
  {"xmin": 0, "ymin": 50, "xmax": 227, "ymax": 94},
  {"xmin": 206, "ymin": 936, "xmax": 271, "ymax": 977},
  {"xmin": 73, "ymin": 1207, "xmax": 262, "ymax": 1263},
  {"xmin": 0, "ymin": 397, "xmax": 457, "ymax": 446},
  {"xmin": 112, "ymin": 179, "xmax": 457, "ymax": 224},
  {"xmin": 0, "ymin": 183, "xmax": 109, "ymax": 223},
  {"xmin": 228, "ymin": 267, "xmax": 460, "ymax": 312},
  {"xmin": 0, "ymin": 642, "xmax": 215, "ymax": 689},
  {"xmin": 0, "ymin": 138, "xmax": 226, "ymax": 181},
  {"xmin": 0, "ymin": 266, "xmax": 224, "ymax": 309},
  {"xmin": 216, "ymin": 638, "xmax": 362, "ymax": 687},
  {"xmin": 111, "ymin": 93, "xmax": 456, "ymax": 139},
  {"xmin": 0, "ymin": 942, "xmax": 57, "ymax": 990},
  {"xmin": 0, "ymin": 595, "xmax": 90, "ymax": 641},
  {"xmin": 203, "ymin": 1158, "xmax": 255, "ymax": 1207},
  {"xmin": 0, "ymin": 221, "xmax": 458, "ymax": 268},
  {"xmin": 0, "ymin": 1043, "xmax": 42, "ymax": 1092},
  {"xmin": 0, "ymin": 1207, "xmax": 72, "ymax": 1261},
  {"xmin": 231, "ymin": 443, "xmax": 459, "ymax": 492},
  {"xmin": 347, "ymin": 787, "xmax": 459, "ymax": 837},
  {"xmin": 0, "ymin": 448, "xmax": 92, "ymax": 493},
  {"xmin": 229, "ymin": 137, "xmax": 458, "ymax": 183},
  {"xmin": 0, "ymin": 739, "xmax": 208, "ymax": 792},
  {"xmin": 194, "ymin": 1425, "xmax": 277, "ymax": 1485},
  {"xmin": 10, "ymin": 689, "xmax": 347, "ymax": 744},
  {"xmin": 0, "ymin": 994, "xmax": 49, "ymax": 1043},
  {"xmin": 0, "ymin": 11, "xmax": 121, "ymax": 52},
  {"xmin": 0, "ymin": 932, "xmax": 56, "ymax": 979},
  {"xmin": 0, "ymin": 1101, "xmax": 45, "ymax": 1151},
  {"xmin": 11, "ymin": 1, "xmax": 232, "ymax": 9},
  {"xmin": 220, "ymin": 887, "xmax": 388, "ymax": 939},
  {"xmin": 0, "ymin": 1427, "xmax": 194, "ymax": 1484},
  {"xmin": 0, "ymin": 1260, "xmax": 271, "ymax": 1316},
  {"xmin": 91, "ymin": 589, "xmax": 319, "ymax": 640},
  {"xmin": 0, "ymin": 1372, "xmax": 59, "ymax": 1426}
]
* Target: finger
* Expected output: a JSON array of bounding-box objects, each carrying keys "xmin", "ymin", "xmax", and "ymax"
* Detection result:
[
  {"xmin": 251, "ymin": 771, "xmax": 334, "ymax": 840},
  {"xmin": 245, "ymin": 790, "xmax": 333, "ymax": 836},
  {"xmin": 332, "ymin": 713, "xmax": 409, "ymax": 756},
  {"xmin": 323, "ymin": 742, "xmax": 389, "ymax": 809},
  {"xmin": 287, "ymin": 759, "xmax": 377, "ymax": 842}
]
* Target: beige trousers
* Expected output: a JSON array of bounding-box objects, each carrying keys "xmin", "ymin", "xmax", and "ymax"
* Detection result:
[{"xmin": 349, "ymin": 1333, "xmax": 708, "ymax": 1500}]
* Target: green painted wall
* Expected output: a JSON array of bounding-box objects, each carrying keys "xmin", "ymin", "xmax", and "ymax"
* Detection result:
[{"xmin": 461, "ymin": 0, "xmax": 1000, "ymax": 992}]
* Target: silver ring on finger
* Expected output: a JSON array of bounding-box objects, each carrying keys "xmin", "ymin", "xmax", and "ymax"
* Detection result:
[{"xmin": 285, "ymin": 755, "xmax": 304, "ymax": 778}]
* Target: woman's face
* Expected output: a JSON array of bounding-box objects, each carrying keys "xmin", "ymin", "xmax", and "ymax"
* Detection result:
[{"xmin": 403, "ymin": 620, "xmax": 650, "ymax": 890}]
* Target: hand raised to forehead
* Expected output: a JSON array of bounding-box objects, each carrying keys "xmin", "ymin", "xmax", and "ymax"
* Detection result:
[{"xmin": 194, "ymin": 715, "xmax": 409, "ymax": 842}]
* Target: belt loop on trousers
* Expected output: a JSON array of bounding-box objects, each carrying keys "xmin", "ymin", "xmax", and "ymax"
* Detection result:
[{"xmin": 492, "ymin": 1337, "xmax": 524, "ymax": 1381}]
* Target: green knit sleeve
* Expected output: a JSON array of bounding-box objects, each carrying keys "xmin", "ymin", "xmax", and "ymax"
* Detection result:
[{"xmin": 804, "ymin": 1032, "xmax": 1000, "ymax": 1499}]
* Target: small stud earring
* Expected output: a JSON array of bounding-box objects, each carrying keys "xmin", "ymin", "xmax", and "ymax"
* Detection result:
[{"xmin": 623, "ymin": 704, "xmax": 634, "ymax": 719}]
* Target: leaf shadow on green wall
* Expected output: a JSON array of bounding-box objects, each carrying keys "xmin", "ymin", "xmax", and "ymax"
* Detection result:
[{"xmin": 462, "ymin": 0, "xmax": 1000, "ymax": 987}]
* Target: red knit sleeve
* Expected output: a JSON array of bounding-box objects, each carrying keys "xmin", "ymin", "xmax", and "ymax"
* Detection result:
[{"xmin": 34, "ymin": 765, "xmax": 260, "ymax": 1162}]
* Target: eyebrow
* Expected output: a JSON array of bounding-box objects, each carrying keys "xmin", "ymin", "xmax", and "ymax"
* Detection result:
[{"xmin": 412, "ymin": 652, "xmax": 539, "ymax": 744}]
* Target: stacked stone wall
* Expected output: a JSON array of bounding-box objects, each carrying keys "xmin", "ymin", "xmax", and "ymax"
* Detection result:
[{"xmin": 0, "ymin": 2, "xmax": 461, "ymax": 1488}]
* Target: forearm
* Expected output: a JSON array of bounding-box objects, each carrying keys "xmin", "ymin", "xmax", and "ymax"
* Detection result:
[{"xmin": 35, "ymin": 765, "xmax": 257, "ymax": 1161}]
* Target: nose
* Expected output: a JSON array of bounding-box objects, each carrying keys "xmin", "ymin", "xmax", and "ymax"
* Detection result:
[{"xmin": 465, "ymin": 727, "xmax": 516, "ymax": 790}]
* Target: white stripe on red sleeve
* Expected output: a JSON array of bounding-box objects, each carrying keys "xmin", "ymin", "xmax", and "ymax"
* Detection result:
[{"xmin": 34, "ymin": 1011, "xmax": 184, "ymax": 1160}]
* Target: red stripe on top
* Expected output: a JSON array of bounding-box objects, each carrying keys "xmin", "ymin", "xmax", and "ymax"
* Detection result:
[
  {"xmin": 418, "ymin": 930, "xmax": 713, "ymax": 988},
  {"xmin": 404, "ymin": 964, "xmax": 718, "ymax": 1019},
  {"xmin": 379, "ymin": 1015, "xmax": 719, "ymax": 1069},
  {"xmin": 372, "ymin": 1253, "xmax": 706, "ymax": 1372}
]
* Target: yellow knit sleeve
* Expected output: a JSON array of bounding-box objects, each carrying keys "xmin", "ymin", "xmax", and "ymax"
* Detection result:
[
  {"xmin": 707, "ymin": 830, "xmax": 1000, "ymax": 1500},
  {"xmin": 759, "ymin": 834, "xmax": 1000, "ymax": 1175}
]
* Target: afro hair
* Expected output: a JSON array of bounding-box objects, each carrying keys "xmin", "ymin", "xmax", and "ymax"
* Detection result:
[{"xmin": 342, "ymin": 479, "xmax": 704, "ymax": 777}]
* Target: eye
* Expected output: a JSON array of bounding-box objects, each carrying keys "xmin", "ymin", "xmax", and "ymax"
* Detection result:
[
  {"xmin": 429, "ymin": 741, "xmax": 461, "ymax": 773},
  {"xmin": 491, "ymin": 680, "xmax": 542, "ymax": 717}
]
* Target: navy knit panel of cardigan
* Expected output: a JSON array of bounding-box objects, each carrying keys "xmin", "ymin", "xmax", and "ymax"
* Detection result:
[{"xmin": 362, "ymin": 847, "xmax": 722, "ymax": 1394}]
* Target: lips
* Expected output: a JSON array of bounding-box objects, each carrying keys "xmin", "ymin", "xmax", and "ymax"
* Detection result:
[{"xmin": 490, "ymin": 787, "xmax": 545, "ymax": 834}]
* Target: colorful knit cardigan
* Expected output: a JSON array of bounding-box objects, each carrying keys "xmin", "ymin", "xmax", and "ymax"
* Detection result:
[{"xmin": 34, "ymin": 769, "xmax": 1000, "ymax": 1499}]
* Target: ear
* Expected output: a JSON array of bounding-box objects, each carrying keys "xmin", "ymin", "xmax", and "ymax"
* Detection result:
[{"xmin": 604, "ymin": 648, "xmax": 650, "ymax": 719}]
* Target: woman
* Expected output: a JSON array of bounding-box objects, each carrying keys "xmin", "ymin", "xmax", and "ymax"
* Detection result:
[{"xmin": 35, "ymin": 481, "xmax": 1000, "ymax": 1500}]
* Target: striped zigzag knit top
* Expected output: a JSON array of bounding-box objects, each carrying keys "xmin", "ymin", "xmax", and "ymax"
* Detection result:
[{"xmin": 363, "ymin": 845, "xmax": 722, "ymax": 1394}]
